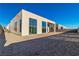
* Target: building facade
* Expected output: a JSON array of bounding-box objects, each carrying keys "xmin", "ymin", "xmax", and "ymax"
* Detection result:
[
  {"xmin": 56, "ymin": 24, "xmax": 65, "ymax": 32},
  {"xmin": 8, "ymin": 9, "xmax": 64, "ymax": 36}
]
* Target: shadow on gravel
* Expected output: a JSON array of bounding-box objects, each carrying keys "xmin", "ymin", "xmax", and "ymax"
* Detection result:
[{"xmin": 0, "ymin": 28, "xmax": 79, "ymax": 56}]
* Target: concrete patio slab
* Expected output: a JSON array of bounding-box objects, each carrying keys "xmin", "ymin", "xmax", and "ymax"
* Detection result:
[{"xmin": 4, "ymin": 32, "xmax": 63, "ymax": 46}]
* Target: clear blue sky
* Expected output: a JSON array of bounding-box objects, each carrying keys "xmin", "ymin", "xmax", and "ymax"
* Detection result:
[{"xmin": 0, "ymin": 3, "xmax": 79, "ymax": 29}]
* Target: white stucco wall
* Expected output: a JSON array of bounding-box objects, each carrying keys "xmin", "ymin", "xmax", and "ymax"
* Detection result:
[{"xmin": 9, "ymin": 10, "xmax": 22, "ymax": 35}]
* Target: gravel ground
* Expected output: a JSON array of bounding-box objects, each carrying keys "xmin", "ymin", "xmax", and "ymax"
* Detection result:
[{"xmin": 1, "ymin": 32, "xmax": 79, "ymax": 56}]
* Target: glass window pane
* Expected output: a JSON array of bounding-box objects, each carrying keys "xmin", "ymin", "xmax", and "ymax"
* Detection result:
[
  {"xmin": 42, "ymin": 21, "xmax": 46, "ymax": 33},
  {"xmin": 29, "ymin": 18, "xmax": 37, "ymax": 34}
]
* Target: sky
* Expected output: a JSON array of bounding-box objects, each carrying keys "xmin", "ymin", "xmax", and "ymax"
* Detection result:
[{"xmin": 0, "ymin": 3, "xmax": 79, "ymax": 29}]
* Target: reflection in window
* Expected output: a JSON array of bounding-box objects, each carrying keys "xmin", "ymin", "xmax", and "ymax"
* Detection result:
[
  {"xmin": 42, "ymin": 21, "xmax": 46, "ymax": 33},
  {"xmin": 29, "ymin": 18, "xmax": 37, "ymax": 34},
  {"xmin": 14, "ymin": 22, "xmax": 17, "ymax": 32}
]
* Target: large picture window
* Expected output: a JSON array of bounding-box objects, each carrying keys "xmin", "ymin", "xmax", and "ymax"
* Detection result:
[
  {"xmin": 29, "ymin": 18, "xmax": 37, "ymax": 34},
  {"xmin": 42, "ymin": 21, "xmax": 46, "ymax": 33}
]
